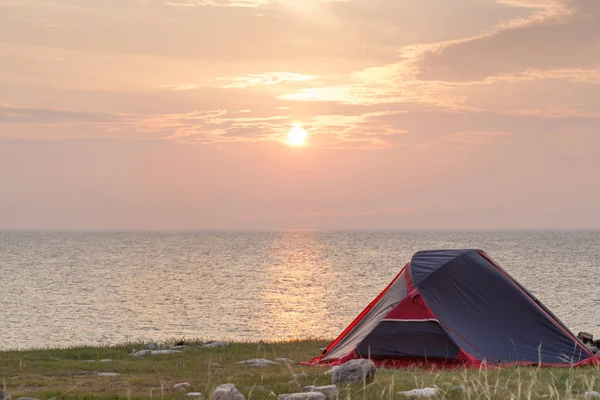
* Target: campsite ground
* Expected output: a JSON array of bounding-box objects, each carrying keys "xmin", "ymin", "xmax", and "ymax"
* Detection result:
[{"xmin": 1, "ymin": 339, "xmax": 598, "ymax": 399}]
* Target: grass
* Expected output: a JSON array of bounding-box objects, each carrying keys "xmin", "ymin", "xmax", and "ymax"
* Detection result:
[{"xmin": 1, "ymin": 339, "xmax": 599, "ymax": 399}]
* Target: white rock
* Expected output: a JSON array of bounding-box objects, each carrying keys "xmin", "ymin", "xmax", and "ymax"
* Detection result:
[
  {"xmin": 398, "ymin": 388, "xmax": 438, "ymax": 398},
  {"xmin": 211, "ymin": 384, "xmax": 245, "ymax": 400},
  {"xmin": 236, "ymin": 358, "xmax": 278, "ymax": 367},
  {"xmin": 584, "ymin": 392, "xmax": 600, "ymax": 400},
  {"xmin": 150, "ymin": 350, "xmax": 181, "ymax": 355},
  {"xmin": 276, "ymin": 358, "xmax": 296, "ymax": 364},
  {"xmin": 133, "ymin": 349, "xmax": 152, "ymax": 358},
  {"xmin": 97, "ymin": 372, "xmax": 120, "ymax": 377},
  {"xmin": 302, "ymin": 385, "xmax": 337, "ymax": 399},
  {"xmin": 174, "ymin": 382, "xmax": 192, "ymax": 391},
  {"xmin": 99, "ymin": 359, "xmax": 112, "ymax": 363},
  {"xmin": 278, "ymin": 393, "xmax": 326, "ymax": 400},
  {"xmin": 332, "ymin": 359, "xmax": 376, "ymax": 385},
  {"xmin": 187, "ymin": 393, "xmax": 203, "ymax": 398},
  {"xmin": 202, "ymin": 341, "xmax": 229, "ymax": 348}
]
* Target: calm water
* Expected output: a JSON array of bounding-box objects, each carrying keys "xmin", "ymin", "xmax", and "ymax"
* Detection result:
[{"xmin": 0, "ymin": 230, "xmax": 599, "ymax": 350}]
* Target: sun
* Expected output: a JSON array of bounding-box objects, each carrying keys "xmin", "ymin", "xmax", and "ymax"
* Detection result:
[{"xmin": 286, "ymin": 124, "xmax": 308, "ymax": 146}]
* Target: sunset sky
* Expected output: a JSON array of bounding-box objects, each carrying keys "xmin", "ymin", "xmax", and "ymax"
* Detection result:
[{"xmin": 1, "ymin": 0, "xmax": 599, "ymax": 230}]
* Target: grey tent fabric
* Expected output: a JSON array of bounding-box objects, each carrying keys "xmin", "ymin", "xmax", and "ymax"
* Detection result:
[{"xmin": 412, "ymin": 250, "xmax": 589, "ymax": 364}]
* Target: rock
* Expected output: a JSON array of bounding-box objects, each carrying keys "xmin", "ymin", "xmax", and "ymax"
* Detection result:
[
  {"xmin": 332, "ymin": 359, "xmax": 376, "ymax": 385},
  {"xmin": 0, "ymin": 389, "xmax": 10, "ymax": 400},
  {"xmin": 578, "ymin": 332, "xmax": 594, "ymax": 344},
  {"xmin": 236, "ymin": 358, "xmax": 278, "ymax": 367},
  {"xmin": 584, "ymin": 392, "xmax": 600, "ymax": 400},
  {"xmin": 17, "ymin": 398, "xmax": 39, "ymax": 400},
  {"xmin": 302, "ymin": 385, "xmax": 337, "ymax": 399},
  {"xmin": 276, "ymin": 358, "xmax": 296, "ymax": 364},
  {"xmin": 278, "ymin": 393, "xmax": 326, "ymax": 400},
  {"xmin": 99, "ymin": 359, "xmax": 112, "ymax": 362},
  {"xmin": 202, "ymin": 341, "xmax": 229, "ymax": 348},
  {"xmin": 398, "ymin": 388, "xmax": 438, "ymax": 398},
  {"xmin": 133, "ymin": 349, "xmax": 152, "ymax": 358},
  {"xmin": 187, "ymin": 393, "xmax": 203, "ymax": 398},
  {"xmin": 151, "ymin": 350, "xmax": 181, "ymax": 355},
  {"xmin": 174, "ymin": 382, "xmax": 192, "ymax": 391},
  {"xmin": 212, "ymin": 384, "xmax": 245, "ymax": 400},
  {"xmin": 97, "ymin": 372, "xmax": 120, "ymax": 377}
]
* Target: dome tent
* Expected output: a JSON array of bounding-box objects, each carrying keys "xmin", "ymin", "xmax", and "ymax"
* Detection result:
[{"xmin": 308, "ymin": 250, "xmax": 598, "ymax": 368}]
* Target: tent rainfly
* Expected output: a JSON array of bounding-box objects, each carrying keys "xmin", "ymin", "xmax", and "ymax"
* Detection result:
[{"xmin": 308, "ymin": 249, "xmax": 599, "ymax": 368}]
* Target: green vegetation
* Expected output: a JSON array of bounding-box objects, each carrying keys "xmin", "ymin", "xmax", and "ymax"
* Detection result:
[{"xmin": 1, "ymin": 339, "xmax": 599, "ymax": 399}]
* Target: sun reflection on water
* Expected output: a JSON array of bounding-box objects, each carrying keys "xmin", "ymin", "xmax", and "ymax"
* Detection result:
[{"xmin": 252, "ymin": 231, "xmax": 336, "ymax": 340}]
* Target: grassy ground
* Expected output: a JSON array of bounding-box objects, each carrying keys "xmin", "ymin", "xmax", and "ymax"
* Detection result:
[{"xmin": 1, "ymin": 339, "xmax": 599, "ymax": 399}]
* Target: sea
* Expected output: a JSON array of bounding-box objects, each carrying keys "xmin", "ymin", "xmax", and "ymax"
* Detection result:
[{"xmin": 0, "ymin": 230, "xmax": 599, "ymax": 351}]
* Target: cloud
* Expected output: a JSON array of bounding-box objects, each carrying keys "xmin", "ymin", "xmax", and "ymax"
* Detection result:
[
  {"xmin": 165, "ymin": 0, "xmax": 271, "ymax": 7},
  {"xmin": 0, "ymin": 106, "xmax": 127, "ymax": 124},
  {"xmin": 415, "ymin": 0, "xmax": 600, "ymax": 81},
  {"xmin": 159, "ymin": 84, "xmax": 201, "ymax": 91},
  {"xmin": 218, "ymin": 72, "xmax": 315, "ymax": 88}
]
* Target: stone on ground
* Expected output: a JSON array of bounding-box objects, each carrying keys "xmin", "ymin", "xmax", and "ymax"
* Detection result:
[
  {"xmin": 331, "ymin": 359, "xmax": 376, "ymax": 385},
  {"xmin": 97, "ymin": 372, "xmax": 119, "ymax": 377},
  {"xmin": 133, "ymin": 349, "xmax": 152, "ymax": 358},
  {"xmin": 187, "ymin": 393, "xmax": 203, "ymax": 398},
  {"xmin": 174, "ymin": 382, "xmax": 192, "ymax": 391},
  {"xmin": 584, "ymin": 391, "xmax": 600, "ymax": 400},
  {"xmin": 0, "ymin": 390, "xmax": 10, "ymax": 400},
  {"xmin": 202, "ymin": 341, "xmax": 229, "ymax": 348},
  {"xmin": 278, "ymin": 393, "xmax": 326, "ymax": 400},
  {"xmin": 302, "ymin": 385, "xmax": 337, "ymax": 399},
  {"xmin": 398, "ymin": 387, "xmax": 439, "ymax": 398},
  {"xmin": 211, "ymin": 384, "xmax": 245, "ymax": 400},
  {"xmin": 236, "ymin": 358, "xmax": 278, "ymax": 367}
]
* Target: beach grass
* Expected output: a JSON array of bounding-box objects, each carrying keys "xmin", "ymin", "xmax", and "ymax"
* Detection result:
[{"xmin": 1, "ymin": 339, "xmax": 599, "ymax": 399}]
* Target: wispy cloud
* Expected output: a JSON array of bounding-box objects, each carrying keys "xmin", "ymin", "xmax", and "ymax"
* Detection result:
[
  {"xmin": 217, "ymin": 72, "xmax": 315, "ymax": 88},
  {"xmin": 165, "ymin": 0, "xmax": 272, "ymax": 7}
]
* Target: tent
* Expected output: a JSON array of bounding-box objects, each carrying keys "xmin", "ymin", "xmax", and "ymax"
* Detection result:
[{"xmin": 309, "ymin": 249, "xmax": 598, "ymax": 368}]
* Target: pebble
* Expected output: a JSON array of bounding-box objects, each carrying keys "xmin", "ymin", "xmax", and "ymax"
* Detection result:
[
  {"xmin": 173, "ymin": 382, "xmax": 192, "ymax": 391},
  {"xmin": 97, "ymin": 372, "xmax": 120, "ymax": 377},
  {"xmin": 302, "ymin": 385, "xmax": 337, "ymax": 399},
  {"xmin": 278, "ymin": 393, "xmax": 325, "ymax": 400},
  {"xmin": 235, "ymin": 358, "xmax": 278, "ymax": 367},
  {"xmin": 211, "ymin": 383, "xmax": 245, "ymax": 400},
  {"xmin": 398, "ymin": 387, "xmax": 438, "ymax": 398},
  {"xmin": 202, "ymin": 341, "xmax": 229, "ymax": 348},
  {"xmin": 133, "ymin": 350, "xmax": 152, "ymax": 358}
]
